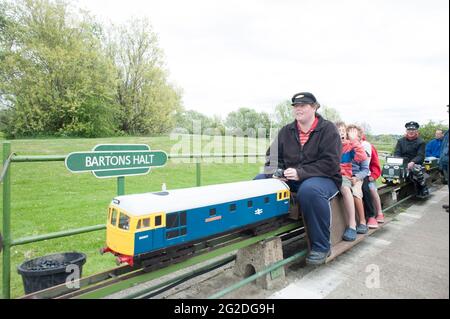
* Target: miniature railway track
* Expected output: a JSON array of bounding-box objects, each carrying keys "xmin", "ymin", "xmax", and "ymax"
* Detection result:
[
  {"xmin": 19, "ymin": 168, "xmax": 443, "ymax": 299},
  {"xmin": 20, "ymin": 220, "xmax": 304, "ymax": 299}
]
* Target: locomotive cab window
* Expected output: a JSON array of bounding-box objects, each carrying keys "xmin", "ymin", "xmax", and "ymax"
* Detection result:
[
  {"xmin": 166, "ymin": 213, "xmax": 179, "ymax": 229},
  {"xmin": 118, "ymin": 213, "xmax": 130, "ymax": 230},
  {"xmin": 277, "ymin": 190, "xmax": 289, "ymax": 200},
  {"xmin": 137, "ymin": 217, "xmax": 150, "ymax": 230},
  {"xmin": 165, "ymin": 212, "xmax": 187, "ymax": 239},
  {"xmin": 110, "ymin": 208, "xmax": 118, "ymax": 226},
  {"xmin": 154, "ymin": 215, "xmax": 162, "ymax": 227},
  {"xmin": 180, "ymin": 212, "xmax": 187, "ymax": 226}
]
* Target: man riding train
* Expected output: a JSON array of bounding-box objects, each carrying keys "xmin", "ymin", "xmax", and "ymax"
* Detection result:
[
  {"xmin": 254, "ymin": 92, "xmax": 342, "ymax": 265},
  {"xmin": 394, "ymin": 121, "xmax": 430, "ymax": 199}
]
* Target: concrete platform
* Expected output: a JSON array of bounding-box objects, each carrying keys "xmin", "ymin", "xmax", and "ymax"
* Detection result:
[
  {"xmin": 270, "ymin": 186, "xmax": 449, "ymax": 299},
  {"xmin": 107, "ymin": 186, "xmax": 449, "ymax": 299}
]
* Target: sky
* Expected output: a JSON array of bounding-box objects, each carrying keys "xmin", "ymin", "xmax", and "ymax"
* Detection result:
[{"xmin": 77, "ymin": 0, "xmax": 449, "ymax": 134}]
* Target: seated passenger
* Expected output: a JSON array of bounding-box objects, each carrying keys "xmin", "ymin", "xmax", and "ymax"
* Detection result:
[
  {"xmin": 348, "ymin": 124, "xmax": 370, "ymax": 234},
  {"xmin": 425, "ymin": 129, "xmax": 444, "ymax": 159},
  {"xmin": 440, "ymin": 128, "xmax": 449, "ymax": 212},
  {"xmin": 360, "ymin": 133, "xmax": 379, "ymax": 228},
  {"xmin": 335, "ymin": 122, "xmax": 367, "ymax": 241},
  {"xmin": 255, "ymin": 92, "xmax": 341, "ymax": 265},
  {"xmin": 394, "ymin": 121, "xmax": 429, "ymax": 198},
  {"xmin": 363, "ymin": 136, "xmax": 385, "ymax": 223}
]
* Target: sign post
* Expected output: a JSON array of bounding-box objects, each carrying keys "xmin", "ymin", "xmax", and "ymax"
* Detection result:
[{"xmin": 65, "ymin": 144, "xmax": 167, "ymax": 196}]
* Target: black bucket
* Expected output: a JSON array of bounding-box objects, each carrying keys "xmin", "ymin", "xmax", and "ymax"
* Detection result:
[{"xmin": 17, "ymin": 252, "xmax": 86, "ymax": 294}]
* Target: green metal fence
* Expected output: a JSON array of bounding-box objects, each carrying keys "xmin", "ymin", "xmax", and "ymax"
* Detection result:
[{"xmin": 0, "ymin": 141, "xmax": 266, "ymax": 299}]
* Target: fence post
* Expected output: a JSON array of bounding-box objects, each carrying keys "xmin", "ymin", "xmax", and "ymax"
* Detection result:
[
  {"xmin": 2, "ymin": 142, "xmax": 11, "ymax": 299},
  {"xmin": 196, "ymin": 157, "xmax": 201, "ymax": 187},
  {"xmin": 117, "ymin": 176, "xmax": 125, "ymax": 196}
]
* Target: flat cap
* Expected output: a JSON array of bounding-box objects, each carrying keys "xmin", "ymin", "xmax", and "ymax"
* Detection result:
[
  {"xmin": 291, "ymin": 92, "xmax": 317, "ymax": 106},
  {"xmin": 405, "ymin": 121, "xmax": 419, "ymax": 130}
]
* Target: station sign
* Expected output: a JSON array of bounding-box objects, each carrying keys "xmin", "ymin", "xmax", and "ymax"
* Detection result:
[{"xmin": 65, "ymin": 144, "xmax": 167, "ymax": 178}]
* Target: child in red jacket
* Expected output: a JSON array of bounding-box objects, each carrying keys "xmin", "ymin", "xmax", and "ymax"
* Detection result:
[{"xmin": 367, "ymin": 142, "xmax": 385, "ymax": 223}]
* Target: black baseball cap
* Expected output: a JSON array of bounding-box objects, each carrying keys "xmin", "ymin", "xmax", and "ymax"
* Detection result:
[
  {"xmin": 405, "ymin": 121, "xmax": 419, "ymax": 130},
  {"xmin": 291, "ymin": 92, "xmax": 318, "ymax": 106}
]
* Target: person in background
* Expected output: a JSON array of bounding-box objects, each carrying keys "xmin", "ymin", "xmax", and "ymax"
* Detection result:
[
  {"xmin": 394, "ymin": 121, "xmax": 429, "ymax": 198},
  {"xmin": 425, "ymin": 129, "xmax": 444, "ymax": 159},
  {"xmin": 440, "ymin": 106, "xmax": 449, "ymax": 212}
]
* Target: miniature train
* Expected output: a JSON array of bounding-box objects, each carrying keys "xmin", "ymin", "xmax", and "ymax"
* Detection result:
[
  {"xmin": 101, "ymin": 179, "xmax": 291, "ymax": 266},
  {"xmin": 381, "ymin": 156, "xmax": 439, "ymax": 185},
  {"xmin": 380, "ymin": 157, "xmax": 408, "ymax": 185}
]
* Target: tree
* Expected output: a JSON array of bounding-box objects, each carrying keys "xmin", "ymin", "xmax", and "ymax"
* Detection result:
[
  {"xmin": 318, "ymin": 105, "xmax": 342, "ymax": 123},
  {"xmin": 107, "ymin": 18, "xmax": 182, "ymax": 135},
  {"xmin": 419, "ymin": 120, "xmax": 449, "ymax": 142},
  {"xmin": 272, "ymin": 100, "xmax": 292, "ymax": 129},
  {"xmin": 209, "ymin": 115, "xmax": 226, "ymax": 136},
  {"xmin": 174, "ymin": 110, "xmax": 210, "ymax": 133},
  {"xmin": 225, "ymin": 107, "xmax": 270, "ymax": 136},
  {"xmin": 174, "ymin": 110, "xmax": 226, "ymax": 135},
  {"xmin": 0, "ymin": 0, "xmax": 119, "ymax": 137}
]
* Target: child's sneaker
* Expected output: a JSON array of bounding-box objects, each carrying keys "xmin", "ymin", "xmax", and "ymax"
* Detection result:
[
  {"xmin": 367, "ymin": 217, "xmax": 379, "ymax": 229},
  {"xmin": 342, "ymin": 227, "xmax": 357, "ymax": 241},
  {"xmin": 356, "ymin": 224, "xmax": 368, "ymax": 234},
  {"xmin": 376, "ymin": 213, "xmax": 385, "ymax": 223}
]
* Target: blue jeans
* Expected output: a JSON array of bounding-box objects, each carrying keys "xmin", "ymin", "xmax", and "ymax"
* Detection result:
[{"xmin": 254, "ymin": 174, "xmax": 339, "ymax": 253}]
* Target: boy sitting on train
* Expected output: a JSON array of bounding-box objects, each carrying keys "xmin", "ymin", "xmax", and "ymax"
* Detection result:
[
  {"xmin": 336, "ymin": 122, "xmax": 368, "ymax": 241},
  {"xmin": 348, "ymin": 124, "xmax": 371, "ymax": 235}
]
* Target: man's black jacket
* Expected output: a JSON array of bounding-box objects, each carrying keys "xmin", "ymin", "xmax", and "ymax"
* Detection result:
[
  {"xmin": 394, "ymin": 137, "xmax": 425, "ymax": 164},
  {"xmin": 265, "ymin": 114, "xmax": 342, "ymax": 188}
]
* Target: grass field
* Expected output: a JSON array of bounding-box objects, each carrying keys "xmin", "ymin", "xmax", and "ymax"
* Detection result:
[
  {"xmin": 0, "ymin": 135, "xmax": 272, "ymax": 298},
  {"xmin": 0, "ymin": 135, "xmax": 393, "ymax": 298}
]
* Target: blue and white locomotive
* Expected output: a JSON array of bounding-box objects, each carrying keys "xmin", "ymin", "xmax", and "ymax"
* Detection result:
[{"xmin": 101, "ymin": 179, "xmax": 291, "ymax": 266}]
